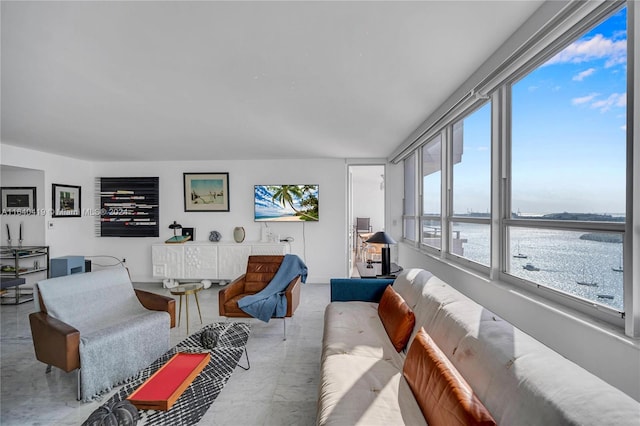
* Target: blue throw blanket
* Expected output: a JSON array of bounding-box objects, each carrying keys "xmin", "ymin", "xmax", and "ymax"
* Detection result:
[{"xmin": 238, "ymin": 254, "xmax": 308, "ymax": 322}]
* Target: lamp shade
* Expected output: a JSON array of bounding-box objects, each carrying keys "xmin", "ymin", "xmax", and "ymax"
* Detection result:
[
  {"xmin": 169, "ymin": 221, "xmax": 182, "ymax": 237},
  {"xmin": 366, "ymin": 231, "xmax": 396, "ymax": 245}
]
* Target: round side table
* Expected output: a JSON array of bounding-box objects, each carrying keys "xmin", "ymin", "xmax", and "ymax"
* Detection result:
[{"xmin": 169, "ymin": 283, "xmax": 204, "ymax": 335}]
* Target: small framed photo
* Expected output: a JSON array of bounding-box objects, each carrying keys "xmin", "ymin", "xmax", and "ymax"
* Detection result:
[
  {"xmin": 181, "ymin": 227, "xmax": 195, "ymax": 241},
  {"xmin": 52, "ymin": 183, "xmax": 81, "ymax": 217},
  {"xmin": 184, "ymin": 173, "xmax": 229, "ymax": 212},
  {"xmin": 1, "ymin": 187, "xmax": 36, "ymax": 214}
]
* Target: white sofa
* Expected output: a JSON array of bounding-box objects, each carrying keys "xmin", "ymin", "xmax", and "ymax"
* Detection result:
[{"xmin": 318, "ymin": 269, "xmax": 640, "ymax": 425}]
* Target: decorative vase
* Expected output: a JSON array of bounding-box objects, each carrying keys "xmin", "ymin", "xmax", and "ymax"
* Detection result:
[
  {"xmin": 233, "ymin": 226, "xmax": 245, "ymax": 243},
  {"xmin": 209, "ymin": 230, "xmax": 221, "ymax": 242}
]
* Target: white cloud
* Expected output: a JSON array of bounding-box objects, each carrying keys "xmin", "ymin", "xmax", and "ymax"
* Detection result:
[
  {"xmin": 572, "ymin": 93, "xmax": 598, "ymax": 105},
  {"xmin": 571, "ymin": 92, "xmax": 626, "ymax": 112},
  {"xmin": 572, "ymin": 68, "xmax": 596, "ymax": 81},
  {"xmin": 621, "ymin": 124, "xmax": 626, "ymax": 131},
  {"xmin": 590, "ymin": 92, "xmax": 626, "ymax": 112},
  {"xmin": 547, "ymin": 34, "xmax": 626, "ymax": 68}
]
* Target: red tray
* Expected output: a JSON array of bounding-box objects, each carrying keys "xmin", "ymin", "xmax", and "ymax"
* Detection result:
[{"xmin": 127, "ymin": 352, "xmax": 210, "ymax": 411}]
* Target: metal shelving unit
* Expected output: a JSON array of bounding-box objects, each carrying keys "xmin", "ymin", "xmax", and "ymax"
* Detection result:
[{"xmin": 0, "ymin": 245, "xmax": 49, "ymax": 304}]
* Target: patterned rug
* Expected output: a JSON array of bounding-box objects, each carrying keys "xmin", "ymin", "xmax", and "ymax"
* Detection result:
[{"xmin": 84, "ymin": 322, "xmax": 251, "ymax": 425}]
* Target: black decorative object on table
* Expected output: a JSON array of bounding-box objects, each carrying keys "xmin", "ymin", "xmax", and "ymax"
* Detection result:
[
  {"xmin": 83, "ymin": 399, "xmax": 139, "ymax": 426},
  {"xmin": 200, "ymin": 328, "xmax": 219, "ymax": 349},
  {"xmin": 366, "ymin": 231, "xmax": 397, "ymax": 277}
]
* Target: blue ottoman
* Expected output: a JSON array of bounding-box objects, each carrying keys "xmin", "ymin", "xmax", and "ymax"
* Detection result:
[{"xmin": 50, "ymin": 256, "xmax": 85, "ymax": 278}]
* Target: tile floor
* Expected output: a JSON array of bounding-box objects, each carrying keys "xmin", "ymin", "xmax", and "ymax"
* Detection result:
[{"xmin": 0, "ymin": 281, "xmax": 330, "ymax": 425}]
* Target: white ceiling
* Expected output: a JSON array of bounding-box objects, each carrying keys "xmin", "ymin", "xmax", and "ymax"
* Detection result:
[{"xmin": 1, "ymin": 1, "xmax": 543, "ymax": 162}]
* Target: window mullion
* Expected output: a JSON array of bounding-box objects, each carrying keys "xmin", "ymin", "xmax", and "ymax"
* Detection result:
[
  {"xmin": 491, "ymin": 88, "xmax": 504, "ymax": 280},
  {"xmin": 443, "ymin": 127, "xmax": 451, "ymax": 257}
]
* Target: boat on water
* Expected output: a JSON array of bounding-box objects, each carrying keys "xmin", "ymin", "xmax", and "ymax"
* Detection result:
[
  {"xmin": 513, "ymin": 241, "xmax": 527, "ymax": 259},
  {"xmin": 577, "ymin": 281, "xmax": 598, "ymax": 287},
  {"xmin": 612, "ymin": 253, "xmax": 623, "ymax": 272},
  {"xmin": 597, "ymin": 294, "xmax": 614, "ymax": 300},
  {"xmin": 523, "ymin": 263, "xmax": 540, "ymax": 271}
]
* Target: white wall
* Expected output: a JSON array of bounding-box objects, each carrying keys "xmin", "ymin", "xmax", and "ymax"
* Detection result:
[
  {"xmin": 1, "ymin": 145, "xmax": 347, "ymax": 283},
  {"xmin": 92, "ymin": 158, "xmax": 346, "ymax": 283},
  {"xmin": 0, "ymin": 167, "xmax": 45, "ymax": 246},
  {"xmin": 1, "ymin": 145, "xmax": 95, "ymax": 259}
]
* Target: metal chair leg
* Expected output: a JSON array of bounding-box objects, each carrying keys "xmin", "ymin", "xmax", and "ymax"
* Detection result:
[
  {"xmin": 77, "ymin": 369, "xmax": 81, "ymax": 401},
  {"xmin": 283, "ymin": 317, "xmax": 286, "ymax": 341},
  {"xmin": 237, "ymin": 347, "xmax": 251, "ymax": 371},
  {"xmin": 45, "ymin": 364, "xmax": 52, "ymax": 374}
]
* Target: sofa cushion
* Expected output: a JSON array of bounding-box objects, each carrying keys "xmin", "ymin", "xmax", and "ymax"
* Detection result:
[
  {"xmin": 322, "ymin": 302, "xmax": 405, "ymax": 369},
  {"xmin": 317, "ymin": 354, "xmax": 426, "ymax": 426},
  {"xmin": 378, "ymin": 285, "xmax": 415, "ymax": 352},
  {"xmin": 392, "ymin": 268, "xmax": 433, "ymax": 309},
  {"xmin": 403, "ymin": 327, "xmax": 496, "ymax": 426}
]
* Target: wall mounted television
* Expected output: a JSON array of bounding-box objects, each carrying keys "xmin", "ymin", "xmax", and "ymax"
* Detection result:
[{"xmin": 254, "ymin": 185, "xmax": 319, "ymax": 222}]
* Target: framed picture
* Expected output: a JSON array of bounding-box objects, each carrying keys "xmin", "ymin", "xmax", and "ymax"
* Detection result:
[
  {"xmin": 1, "ymin": 187, "xmax": 36, "ymax": 214},
  {"xmin": 181, "ymin": 227, "xmax": 195, "ymax": 241},
  {"xmin": 52, "ymin": 183, "xmax": 81, "ymax": 217},
  {"xmin": 184, "ymin": 173, "xmax": 230, "ymax": 212}
]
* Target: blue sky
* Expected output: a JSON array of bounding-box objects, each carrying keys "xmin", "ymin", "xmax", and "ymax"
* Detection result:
[
  {"xmin": 449, "ymin": 7, "xmax": 627, "ymax": 216},
  {"xmin": 511, "ymin": 6, "xmax": 627, "ymax": 215}
]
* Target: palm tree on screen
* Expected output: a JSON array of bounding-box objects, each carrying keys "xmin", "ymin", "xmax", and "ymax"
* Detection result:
[{"xmin": 269, "ymin": 185, "xmax": 318, "ymax": 221}]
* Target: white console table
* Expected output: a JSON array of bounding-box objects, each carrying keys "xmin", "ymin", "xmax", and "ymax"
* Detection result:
[{"xmin": 151, "ymin": 241, "xmax": 290, "ymax": 287}]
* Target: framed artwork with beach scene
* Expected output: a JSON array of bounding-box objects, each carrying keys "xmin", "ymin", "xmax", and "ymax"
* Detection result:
[{"xmin": 184, "ymin": 173, "xmax": 230, "ymax": 212}]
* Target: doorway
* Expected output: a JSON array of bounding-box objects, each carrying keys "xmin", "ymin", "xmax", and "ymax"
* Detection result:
[{"xmin": 347, "ymin": 164, "xmax": 385, "ymax": 277}]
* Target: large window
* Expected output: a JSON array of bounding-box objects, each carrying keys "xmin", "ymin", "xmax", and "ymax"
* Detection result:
[
  {"xmin": 400, "ymin": 4, "xmax": 630, "ymax": 328},
  {"xmin": 403, "ymin": 152, "xmax": 417, "ymax": 242},
  {"xmin": 421, "ymin": 135, "xmax": 442, "ymax": 250},
  {"xmin": 508, "ymin": 6, "xmax": 626, "ymax": 311},
  {"xmin": 450, "ymin": 103, "xmax": 492, "ymax": 266}
]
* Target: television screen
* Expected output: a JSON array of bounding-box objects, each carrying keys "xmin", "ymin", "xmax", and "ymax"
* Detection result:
[{"xmin": 254, "ymin": 185, "xmax": 319, "ymax": 222}]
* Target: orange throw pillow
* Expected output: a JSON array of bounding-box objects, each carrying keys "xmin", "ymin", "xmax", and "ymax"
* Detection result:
[
  {"xmin": 403, "ymin": 327, "xmax": 497, "ymax": 426},
  {"xmin": 378, "ymin": 285, "xmax": 415, "ymax": 352}
]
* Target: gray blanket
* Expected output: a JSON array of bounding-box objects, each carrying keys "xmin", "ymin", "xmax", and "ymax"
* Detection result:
[{"xmin": 36, "ymin": 268, "xmax": 170, "ymax": 400}]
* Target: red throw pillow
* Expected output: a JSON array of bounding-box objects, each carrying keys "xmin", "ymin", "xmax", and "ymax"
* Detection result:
[
  {"xmin": 378, "ymin": 285, "xmax": 415, "ymax": 352},
  {"xmin": 403, "ymin": 327, "xmax": 497, "ymax": 426}
]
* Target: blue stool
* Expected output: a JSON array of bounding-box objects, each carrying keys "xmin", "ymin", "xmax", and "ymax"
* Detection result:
[{"xmin": 50, "ymin": 256, "xmax": 85, "ymax": 278}]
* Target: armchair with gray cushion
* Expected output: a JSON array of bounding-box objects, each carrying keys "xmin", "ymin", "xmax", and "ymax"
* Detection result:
[{"xmin": 29, "ymin": 268, "xmax": 175, "ymax": 400}]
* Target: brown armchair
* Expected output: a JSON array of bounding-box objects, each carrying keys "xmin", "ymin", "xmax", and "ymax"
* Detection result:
[
  {"xmin": 29, "ymin": 268, "xmax": 176, "ymax": 400},
  {"xmin": 218, "ymin": 255, "xmax": 301, "ymax": 339},
  {"xmin": 30, "ymin": 288, "xmax": 176, "ymax": 374}
]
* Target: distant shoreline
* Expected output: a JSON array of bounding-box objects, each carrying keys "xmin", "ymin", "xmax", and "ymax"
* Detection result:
[{"xmin": 255, "ymin": 216, "xmax": 304, "ymax": 222}]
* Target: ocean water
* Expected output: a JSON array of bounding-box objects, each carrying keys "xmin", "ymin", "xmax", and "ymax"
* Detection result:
[{"xmin": 448, "ymin": 223, "xmax": 624, "ymax": 312}]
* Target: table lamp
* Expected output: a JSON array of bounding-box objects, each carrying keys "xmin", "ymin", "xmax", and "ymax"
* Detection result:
[
  {"xmin": 166, "ymin": 221, "xmax": 187, "ymax": 243},
  {"xmin": 169, "ymin": 221, "xmax": 182, "ymax": 236},
  {"xmin": 366, "ymin": 231, "xmax": 397, "ymax": 276}
]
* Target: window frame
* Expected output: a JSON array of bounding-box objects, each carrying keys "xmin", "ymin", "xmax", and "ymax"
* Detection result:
[
  {"xmin": 419, "ymin": 133, "xmax": 444, "ymax": 254},
  {"xmin": 400, "ymin": 1, "xmax": 633, "ymax": 333},
  {"xmin": 446, "ymin": 101, "xmax": 493, "ymax": 271}
]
